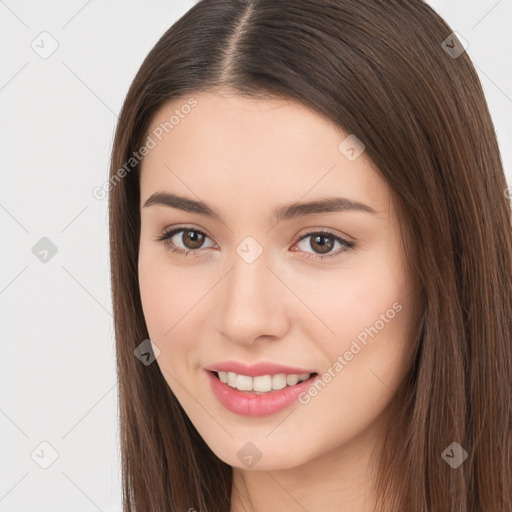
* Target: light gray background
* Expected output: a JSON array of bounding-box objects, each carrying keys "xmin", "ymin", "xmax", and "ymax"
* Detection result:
[{"xmin": 1, "ymin": 1, "xmax": 511, "ymax": 511}]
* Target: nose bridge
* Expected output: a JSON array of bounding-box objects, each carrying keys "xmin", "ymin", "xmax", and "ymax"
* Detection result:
[{"xmin": 216, "ymin": 242, "xmax": 288, "ymax": 344}]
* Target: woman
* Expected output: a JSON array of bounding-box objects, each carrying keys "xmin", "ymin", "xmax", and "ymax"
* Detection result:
[{"xmin": 108, "ymin": 0, "xmax": 512, "ymax": 510}]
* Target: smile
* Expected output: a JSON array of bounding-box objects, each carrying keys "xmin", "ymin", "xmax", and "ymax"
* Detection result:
[
  {"xmin": 205, "ymin": 369, "xmax": 319, "ymax": 417},
  {"xmin": 217, "ymin": 371, "xmax": 312, "ymax": 393}
]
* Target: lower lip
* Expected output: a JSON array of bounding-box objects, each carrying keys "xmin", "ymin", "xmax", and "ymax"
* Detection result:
[{"xmin": 205, "ymin": 370, "xmax": 318, "ymax": 417}]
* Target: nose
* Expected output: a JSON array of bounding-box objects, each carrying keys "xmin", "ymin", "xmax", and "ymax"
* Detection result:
[{"xmin": 215, "ymin": 250, "xmax": 290, "ymax": 346}]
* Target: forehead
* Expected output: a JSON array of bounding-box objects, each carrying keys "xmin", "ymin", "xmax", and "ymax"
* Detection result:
[{"xmin": 139, "ymin": 91, "xmax": 390, "ymax": 216}]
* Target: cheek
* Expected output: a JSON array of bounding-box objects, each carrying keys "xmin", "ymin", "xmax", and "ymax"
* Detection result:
[
  {"xmin": 138, "ymin": 256, "xmax": 186, "ymax": 373},
  {"xmin": 138, "ymin": 252, "xmax": 210, "ymax": 382},
  {"xmin": 292, "ymin": 249, "xmax": 408, "ymax": 354},
  {"xmin": 138, "ymin": 248, "xmax": 199, "ymax": 340},
  {"xmin": 293, "ymin": 285, "xmax": 413, "ymax": 451},
  {"xmin": 331, "ymin": 276, "xmax": 407, "ymax": 354},
  {"xmin": 138, "ymin": 263, "xmax": 189, "ymax": 398},
  {"xmin": 138, "ymin": 256, "xmax": 166, "ymax": 340},
  {"xmin": 298, "ymin": 245, "xmax": 414, "ymax": 410}
]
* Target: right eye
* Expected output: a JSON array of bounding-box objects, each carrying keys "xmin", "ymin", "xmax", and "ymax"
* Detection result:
[{"xmin": 156, "ymin": 226, "xmax": 217, "ymax": 257}]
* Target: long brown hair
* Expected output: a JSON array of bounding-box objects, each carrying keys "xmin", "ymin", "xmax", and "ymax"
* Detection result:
[{"xmin": 108, "ymin": 0, "xmax": 512, "ymax": 510}]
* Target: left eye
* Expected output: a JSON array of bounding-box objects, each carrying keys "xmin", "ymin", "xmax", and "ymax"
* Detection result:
[
  {"xmin": 294, "ymin": 231, "xmax": 355, "ymax": 259},
  {"xmin": 156, "ymin": 227, "xmax": 355, "ymax": 260}
]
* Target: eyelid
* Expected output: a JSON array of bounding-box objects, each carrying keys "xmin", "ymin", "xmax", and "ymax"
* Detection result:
[
  {"xmin": 292, "ymin": 229, "xmax": 355, "ymax": 260},
  {"xmin": 155, "ymin": 224, "xmax": 217, "ymax": 253},
  {"xmin": 160, "ymin": 223, "xmax": 213, "ymax": 239},
  {"xmin": 296, "ymin": 226, "xmax": 353, "ymax": 244},
  {"xmin": 156, "ymin": 224, "xmax": 355, "ymax": 259},
  {"xmin": 159, "ymin": 224, "xmax": 353, "ymax": 243}
]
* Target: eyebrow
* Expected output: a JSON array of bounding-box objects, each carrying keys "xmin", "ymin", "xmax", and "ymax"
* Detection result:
[{"xmin": 142, "ymin": 191, "xmax": 378, "ymax": 223}]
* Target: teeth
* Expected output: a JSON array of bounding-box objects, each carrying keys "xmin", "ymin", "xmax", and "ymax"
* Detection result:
[
  {"xmin": 216, "ymin": 371, "xmax": 312, "ymax": 393},
  {"xmin": 227, "ymin": 372, "xmax": 237, "ymax": 387},
  {"xmin": 272, "ymin": 374, "xmax": 287, "ymax": 390},
  {"xmin": 286, "ymin": 374, "xmax": 299, "ymax": 386},
  {"xmin": 236, "ymin": 374, "xmax": 253, "ymax": 391},
  {"xmin": 253, "ymin": 375, "xmax": 272, "ymax": 392}
]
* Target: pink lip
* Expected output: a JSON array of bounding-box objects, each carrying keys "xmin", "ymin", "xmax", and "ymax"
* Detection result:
[
  {"xmin": 203, "ymin": 360, "xmax": 315, "ymax": 377},
  {"xmin": 205, "ymin": 369, "xmax": 318, "ymax": 417}
]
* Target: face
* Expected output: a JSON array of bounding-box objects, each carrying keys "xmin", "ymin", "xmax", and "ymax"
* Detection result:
[{"xmin": 138, "ymin": 90, "xmax": 418, "ymax": 471}]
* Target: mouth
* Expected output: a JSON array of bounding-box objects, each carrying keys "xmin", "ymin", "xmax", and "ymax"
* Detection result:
[
  {"xmin": 208, "ymin": 370, "xmax": 318, "ymax": 394},
  {"xmin": 205, "ymin": 368, "xmax": 319, "ymax": 417}
]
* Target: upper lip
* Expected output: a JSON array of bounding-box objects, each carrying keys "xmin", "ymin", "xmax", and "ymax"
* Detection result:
[{"xmin": 204, "ymin": 361, "xmax": 316, "ymax": 377}]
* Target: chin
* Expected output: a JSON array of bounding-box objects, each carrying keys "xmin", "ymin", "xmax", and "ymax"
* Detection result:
[{"xmin": 206, "ymin": 435, "xmax": 312, "ymax": 471}]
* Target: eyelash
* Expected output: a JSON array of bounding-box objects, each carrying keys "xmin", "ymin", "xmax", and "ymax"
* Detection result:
[{"xmin": 155, "ymin": 225, "xmax": 355, "ymax": 261}]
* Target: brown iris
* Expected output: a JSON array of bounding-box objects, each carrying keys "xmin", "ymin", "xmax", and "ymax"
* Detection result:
[
  {"xmin": 181, "ymin": 230, "xmax": 205, "ymax": 250},
  {"xmin": 309, "ymin": 233, "xmax": 335, "ymax": 254}
]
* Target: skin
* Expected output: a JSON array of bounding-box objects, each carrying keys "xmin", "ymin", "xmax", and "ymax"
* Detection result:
[{"xmin": 138, "ymin": 90, "xmax": 419, "ymax": 511}]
